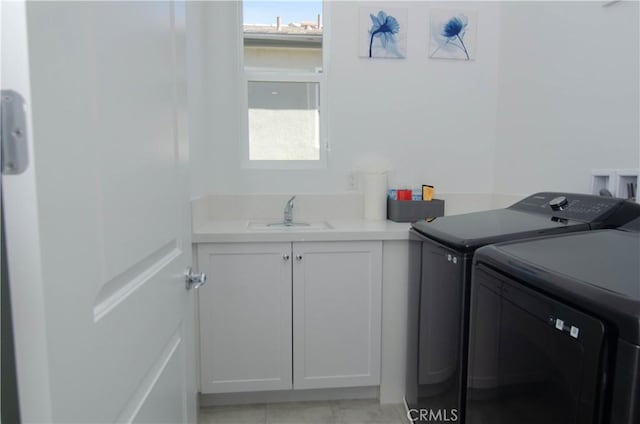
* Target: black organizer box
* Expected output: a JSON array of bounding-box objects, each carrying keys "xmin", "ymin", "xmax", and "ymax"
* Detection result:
[{"xmin": 387, "ymin": 199, "xmax": 445, "ymax": 222}]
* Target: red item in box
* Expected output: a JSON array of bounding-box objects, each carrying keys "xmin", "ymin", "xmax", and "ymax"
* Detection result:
[{"xmin": 397, "ymin": 189, "xmax": 412, "ymax": 201}]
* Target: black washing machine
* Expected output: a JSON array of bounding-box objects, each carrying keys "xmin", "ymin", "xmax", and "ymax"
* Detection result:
[
  {"xmin": 406, "ymin": 193, "xmax": 640, "ymax": 423},
  {"xmin": 466, "ymin": 217, "xmax": 640, "ymax": 424}
]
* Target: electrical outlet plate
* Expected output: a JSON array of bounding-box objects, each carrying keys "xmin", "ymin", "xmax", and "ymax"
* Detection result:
[{"xmin": 347, "ymin": 172, "xmax": 357, "ymax": 191}]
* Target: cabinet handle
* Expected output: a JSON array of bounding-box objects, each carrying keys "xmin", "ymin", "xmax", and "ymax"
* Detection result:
[
  {"xmin": 283, "ymin": 254, "xmax": 290, "ymax": 261},
  {"xmin": 295, "ymin": 255, "xmax": 303, "ymax": 261}
]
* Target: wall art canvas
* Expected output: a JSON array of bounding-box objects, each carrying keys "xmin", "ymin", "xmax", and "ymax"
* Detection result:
[
  {"xmin": 359, "ymin": 7, "xmax": 408, "ymax": 59},
  {"xmin": 429, "ymin": 9, "xmax": 477, "ymax": 60}
]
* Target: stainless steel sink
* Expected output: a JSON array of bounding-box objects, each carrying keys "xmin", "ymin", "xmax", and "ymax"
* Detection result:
[{"xmin": 247, "ymin": 221, "xmax": 333, "ymax": 231}]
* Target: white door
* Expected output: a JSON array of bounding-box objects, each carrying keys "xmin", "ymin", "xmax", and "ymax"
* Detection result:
[
  {"xmin": 1, "ymin": 1, "xmax": 197, "ymax": 422},
  {"xmin": 292, "ymin": 241, "xmax": 382, "ymax": 390},
  {"xmin": 198, "ymin": 243, "xmax": 293, "ymax": 393}
]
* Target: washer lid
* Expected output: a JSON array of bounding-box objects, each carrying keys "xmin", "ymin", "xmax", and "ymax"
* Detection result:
[
  {"xmin": 621, "ymin": 216, "xmax": 640, "ymax": 232},
  {"xmin": 411, "ymin": 192, "xmax": 640, "ymax": 252},
  {"xmin": 477, "ymin": 229, "xmax": 640, "ymax": 344},
  {"xmin": 411, "ymin": 209, "xmax": 587, "ymax": 251}
]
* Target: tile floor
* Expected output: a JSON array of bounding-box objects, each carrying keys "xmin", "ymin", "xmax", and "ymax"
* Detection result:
[{"xmin": 199, "ymin": 399, "xmax": 409, "ymax": 424}]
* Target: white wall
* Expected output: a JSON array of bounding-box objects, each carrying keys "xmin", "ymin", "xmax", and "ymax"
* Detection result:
[
  {"xmin": 189, "ymin": 1, "xmax": 639, "ymax": 201},
  {"xmin": 189, "ymin": 1, "xmax": 503, "ymax": 197},
  {"xmin": 492, "ymin": 1, "xmax": 640, "ymax": 197}
]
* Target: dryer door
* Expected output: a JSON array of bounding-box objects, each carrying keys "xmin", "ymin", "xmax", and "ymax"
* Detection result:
[{"xmin": 467, "ymin": 266, "xmax": 606, "ymax": 424}]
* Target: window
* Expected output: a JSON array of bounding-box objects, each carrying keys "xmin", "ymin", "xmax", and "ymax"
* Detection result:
[
  {"xmin": 248, "ymin": 81, "xmax": 320, "ymax": 161},
  {"xmin": 241, "ymin": 1, "xmax": 326, "ymax": 168}
]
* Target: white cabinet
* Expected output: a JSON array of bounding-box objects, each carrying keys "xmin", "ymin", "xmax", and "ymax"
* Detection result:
[
  {"xmin": 293, "ymin": 241, "xmax": 383, "ymax": 389},
  {"xmin": 197, "ymin": 241, "xmax": 383, "ymax": 394},
  {"xmin": 197, "ymin": 243, "xmax": 292, "ymax": 393}
]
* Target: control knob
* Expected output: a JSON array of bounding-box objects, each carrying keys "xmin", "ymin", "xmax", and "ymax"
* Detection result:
[{"xmin": 549, "ymin": 196, "xmax": 569, "ymax": 211}]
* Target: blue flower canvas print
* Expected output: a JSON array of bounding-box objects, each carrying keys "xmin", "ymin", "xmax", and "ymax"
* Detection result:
[
  {"xmin": 429, "ymin": 10, "xmax": 477, "ymax": 60},
  {"xmin": 360, "ymin": 7, "xmax": 408, "ymax": 59}
]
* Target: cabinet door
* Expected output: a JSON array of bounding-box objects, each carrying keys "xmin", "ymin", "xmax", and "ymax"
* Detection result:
[
  {"xmin": 198, "ymin": 243, "xmax": 292, "ymax": 393},
  {"xmin": 293, "ymin": 241, "xmax": 382, "ymax": 389}
]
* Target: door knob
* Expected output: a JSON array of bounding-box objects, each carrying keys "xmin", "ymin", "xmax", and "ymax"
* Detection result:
[
  {"xmin": 283, "ymin": 254, "xmax": 290, "ymax": 261},
  {"xmin": 295, "ymin": 255, "xmax": 303, "ymax": 261},
  {"xmin": 185, "ymin": 267, "xmax": 207, "ymax": 290}
]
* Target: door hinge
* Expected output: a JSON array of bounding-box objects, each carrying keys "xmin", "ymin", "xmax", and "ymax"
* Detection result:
[{"xmin": 1, "ymin": 90, "xmax": 29, "ymax": 175}]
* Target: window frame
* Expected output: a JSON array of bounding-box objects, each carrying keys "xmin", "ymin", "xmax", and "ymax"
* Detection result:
[{"xmin": 238, "ymin": 1, "xmax": 329, "ymax": 170}]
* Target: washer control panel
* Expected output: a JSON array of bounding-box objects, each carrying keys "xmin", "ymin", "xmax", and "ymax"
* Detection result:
[{"xmin": 510, "ymin": 192, "xmax": 627, "ymax": 222}]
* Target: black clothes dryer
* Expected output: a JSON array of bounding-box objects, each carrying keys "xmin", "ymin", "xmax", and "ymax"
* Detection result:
[
  {"xmin": 406, "ymin": 193, "xmax": 640, "ymax": 423},
  {"xmin": 466, "ymin": 217, "xmax": 640, "ymax": 424}
]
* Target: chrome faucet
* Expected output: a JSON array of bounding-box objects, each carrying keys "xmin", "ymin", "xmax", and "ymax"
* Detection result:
[{"xmin": 284, "ymin": 195, "xmax": 296, "ymax": 225}]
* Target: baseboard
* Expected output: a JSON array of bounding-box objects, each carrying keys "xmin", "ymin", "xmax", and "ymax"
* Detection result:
[
  {"xmin": 200, "ymin": 386, "xmax": 379, "ymax": 407},
  {"xmin": 402, "ymin": 397, "xmax": 412, "ymax": 423}
]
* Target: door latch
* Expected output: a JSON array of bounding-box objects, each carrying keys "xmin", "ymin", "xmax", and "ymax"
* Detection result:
[
  {"xmin": 185, "ymin": 267, "xmax": 207, "ymax": 290},
  {"xmin": 1, "ymin": 90, "xmax": 29, "ymax": 175}
]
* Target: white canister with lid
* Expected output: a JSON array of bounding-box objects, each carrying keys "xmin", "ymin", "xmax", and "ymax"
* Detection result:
[{"xmin": 363, "ymin": 172, "xmax": 388, "ymax": 220}]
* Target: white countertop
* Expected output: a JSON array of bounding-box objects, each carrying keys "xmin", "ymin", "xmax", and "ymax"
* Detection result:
[{"xmin": 193, "ymin": 219, "xmax": 411, "ymax": 243}]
